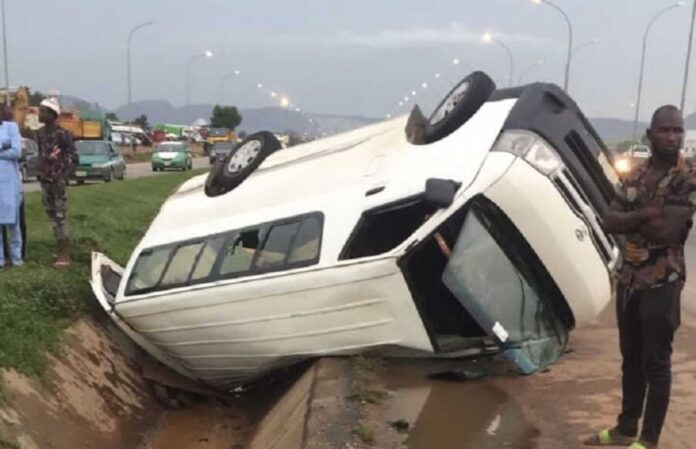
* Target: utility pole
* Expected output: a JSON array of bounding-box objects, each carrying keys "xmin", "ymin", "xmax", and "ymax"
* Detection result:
[
  {"xmin": 681, "ymin": 0, "xmax": 696, "ymax": 112},
  {"xmin": 1, "ymin": 0, "xmax": 10, "ymax": 104}
]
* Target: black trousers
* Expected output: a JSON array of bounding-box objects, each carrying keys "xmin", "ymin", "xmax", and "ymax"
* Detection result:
[
  {"xmin": 616, "ymin": 281, "xmax": 682, "ymax": 445},
  {"xmin": 1, "ymin": 199, "xmax": 25, "ymax": 261}
]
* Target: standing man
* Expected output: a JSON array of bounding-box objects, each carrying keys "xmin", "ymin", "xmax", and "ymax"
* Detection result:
[
  {"xmin": 0, "ymin": 103, "xmax": 22, "ymax": 268},
  {"xmin": 586, "ymin": 105, "xmax": 693, "ymax": 449},
  {"xmin": 37, "ymin": 98, "xmax": 76, "ymax": 269}
]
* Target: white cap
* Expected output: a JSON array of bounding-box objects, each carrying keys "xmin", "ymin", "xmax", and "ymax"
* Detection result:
[{"xmin": 40, "ymin": 97, "xmax": 61, "ymax": 116}]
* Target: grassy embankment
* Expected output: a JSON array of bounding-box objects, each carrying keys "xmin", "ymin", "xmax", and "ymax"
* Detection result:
[{"xmin": 0, "ymin": 171, "xmax": 204, "ymax": 378}]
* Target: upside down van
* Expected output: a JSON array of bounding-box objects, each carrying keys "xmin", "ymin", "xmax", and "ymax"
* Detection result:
[{"xmin": 91, "ymin": 72, "xmax": 621, "ymax": 389}]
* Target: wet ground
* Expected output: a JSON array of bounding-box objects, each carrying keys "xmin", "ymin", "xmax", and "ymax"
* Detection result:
[{"xmin": 357, "ymin": 238, "xmax": 696, "ymax": 449}]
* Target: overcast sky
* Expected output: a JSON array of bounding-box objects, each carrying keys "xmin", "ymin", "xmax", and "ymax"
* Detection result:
[{"xmin": 7, "ymin": 0, "xmax": 696, "ymax": 119}]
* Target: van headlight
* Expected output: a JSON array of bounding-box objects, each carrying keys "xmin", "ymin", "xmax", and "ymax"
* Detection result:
[
  {"xmin": 491, "ymin": 130, "xmax": 562, "ymax": 176},
  {"xmin": 614, "ymin": 158, "xmax": 631, "ymax": 174}
]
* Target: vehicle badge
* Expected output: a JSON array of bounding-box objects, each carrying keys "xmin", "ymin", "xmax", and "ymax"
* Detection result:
[{"xmin": 575, "ymin": 229, "xmax": 585, "ymax": 242}]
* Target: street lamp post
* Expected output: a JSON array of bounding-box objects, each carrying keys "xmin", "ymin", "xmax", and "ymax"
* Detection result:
[
  {"xmin": 220, "ymin": 70, "xmax": 240, "ymax": 105},
  {"xmin": 633, "ymin": 2, "xmax": 684, "ymax": 142},
  {"xmin": 127, "ymin": 20, "xmax": 153, "ymax": 106},
  {"xmin": 518, "ymin": 60, "xmax": 543, "ymax": 85},
  {"xmin": 186, "ymin": 50, "xmax": 213, "ymax": 124},
  {"xmin": 532, "ymin": 0, "xmax": 573, "ymax": 92},
  {"xmin": 482, "ymin": 33, "xmax": 514, "ymax": 87},
  {"xmin": 681, "ymin": 0, "xmax": 696, "ymax": 112},
  {"xmin": 1, "ymin": 0, "xmax": 10, "ymax": 104}
]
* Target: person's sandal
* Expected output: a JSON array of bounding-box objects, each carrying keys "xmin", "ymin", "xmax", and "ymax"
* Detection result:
[
  {"xmin": 53, "ymin": 257, "xmax": 71, "ymax": 270},
  {"xmin": 584, "ymin": 428, "xmax": 635, "ymax": 446}
]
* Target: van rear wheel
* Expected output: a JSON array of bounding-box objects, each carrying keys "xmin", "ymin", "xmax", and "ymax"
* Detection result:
[
  {"xmin": 424, "ymin": 71, "xmax": 496, "ymax": 144},
  {"xmin": 205, "ymin": 131, "xmax": 281, "ymax": 197}
]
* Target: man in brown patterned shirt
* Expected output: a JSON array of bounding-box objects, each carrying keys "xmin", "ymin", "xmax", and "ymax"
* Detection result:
[
  {"xmin": 586, "ymin": 105, "xmax": 693, "ymax": 449},
  {"xmin": 37, "ymin": 98, "xmax": 77, "ymax": 269}
]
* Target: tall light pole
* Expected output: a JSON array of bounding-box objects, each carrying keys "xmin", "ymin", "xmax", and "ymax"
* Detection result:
[
  {"xmin": 633, "ymin": 2, "xmax": 684, "ymax": 142},
  {"xmin": 482, "ymin": 33, "xmax": 514, "ymax": 87},
  {"xmin": 186, "ymin": 50, "xmax": 213, "ymax": 124},
  {"xmin": 126, "ymin": 20, "xmax": 153, "ymax": 106},
  {"xmin": 532, "ymin": 0, "xmax": 573, "ymax": 92},
  {"xmin": 1, "ymin": 0, "xmax": 10, "ymax": 104},
  {"xmin": 518, "ymin": 60, "xmax": 543, "ymax": 85},
  {"xmin": 681, "ymin": 0, "xmax": 696, "ymax": 112},
  {"xmin": 220, "ymin": 69, "xmax": 240, "ymax": 105}
]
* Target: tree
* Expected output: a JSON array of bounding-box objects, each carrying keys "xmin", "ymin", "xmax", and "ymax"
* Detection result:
[
  {"xmin": 28, "ymin": 89, "xmax": 46, "ymax": 107},
  {"xmin": 210, "ymin": 105, "xmax": 242, "ymax": 130},
  {"xmin": 133, "ymin": 114, "xmax": 149, "ymax": 129},
  {"xmin": 105, "ymin": 112, "xmax": 120, "ymax": 121}
]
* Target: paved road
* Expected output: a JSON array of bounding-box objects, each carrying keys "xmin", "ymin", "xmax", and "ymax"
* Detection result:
[{"xmin": 22, "ymin": 157, "xmax": 210, "ymax": 193}]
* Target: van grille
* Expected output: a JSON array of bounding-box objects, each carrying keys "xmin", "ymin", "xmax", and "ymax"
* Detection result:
[{"xmin": 553, "ymin": 168, "xmax": 617, "ymax": 266}]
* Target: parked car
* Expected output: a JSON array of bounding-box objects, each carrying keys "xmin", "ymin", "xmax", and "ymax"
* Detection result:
[
  {"xmin": 19, "ymin": 137, "xmax": 39, "ymax": 182},
  {"xmin": 72, "ymin": 140, "xmax": 126, "ymax": 184},
  {"xmin": 208, "ymin": 141, "xmax": 236, "ymax": 164},
  {"xmin": 92, "ymin": 72, "xmax": 620, "ymax": 388},
  {"xmin": 628, "ymin": 144, "xmax": 651, "ymax": 159},
  {"xmin": 151, "ymin": 142, "xmax": 193, "ymax": 171}
]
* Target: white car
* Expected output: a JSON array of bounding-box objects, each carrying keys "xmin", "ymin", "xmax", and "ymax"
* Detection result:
[
  {"xmin": 629, "ymin": 144, "xmax": 651, "ymax": 159},
  {"xmin": 91, "ymin": 72, "xmax": 620, "ymax": 388}
]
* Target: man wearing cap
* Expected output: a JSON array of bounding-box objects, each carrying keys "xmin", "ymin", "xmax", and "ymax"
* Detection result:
[{"xmin": 37, "ymin": 98, "xmax": 77, "ymax": 269}]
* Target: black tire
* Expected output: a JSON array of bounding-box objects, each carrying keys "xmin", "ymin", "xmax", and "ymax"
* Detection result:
[
  {"xmin": 205, "ymin": 131, "xmax": 281, "ymax": 197},
  {"xmin": 105, "ymin": 169, "xmax": 113, "ymax": 183},
  {"xmin": 424, "ymin": 71, "xmax": 496, "ymax": 144},
  {"xmin": 77, "ymin": 179, "xmax": 85, "ymax": 185}
]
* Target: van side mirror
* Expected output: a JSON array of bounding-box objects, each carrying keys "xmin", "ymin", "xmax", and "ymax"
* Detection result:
[{"xmin": 425, "ymin": 178, "xmax": 460, "ymax": 208}]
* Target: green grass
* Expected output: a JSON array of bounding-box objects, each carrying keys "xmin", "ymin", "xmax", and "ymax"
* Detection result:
[
  {"xmin": 0, "ymin": 170, "xmax": 205, "ymax": 377},
  {"xmin": 0, "ymin": 436, "xmax": 19, "ymax": 449},
  {"xmin": 352, "ymin": 423, "xmax": 375, "ymax": 445},
  {"xmin": 349, "ymin": 356, "xmax": 386, "ymax": 405}
]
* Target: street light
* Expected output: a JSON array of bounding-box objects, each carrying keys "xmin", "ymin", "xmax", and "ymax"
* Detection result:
[
  {"xmin": 482, "ymin": 33, "xmax": 514, "ymax": 87},
  {"xmin": 571, "ymin": 38, "xmax": 599, "ymax": 57},
  {"xmin": 518, "ymin": 60, "xmax": 543, "ymax": 85},
  {"xmin": 532, "ymin": 0, "xmax": 573, "ymax": 92},
  {"xmin": 1, "ymin": 0, "xmax": 9, "ymax": 104},
  {"xmin": 127, "ymin": 20, "xmax": 153, "ymax": 105},
  {"xmin": 681, "ymin": 0, "xmax": 696, "ymax": 112},
  {"xmin": 220, "ymin": 69, "xmax": 240, "ymax": 105},
  {"xmin": 633, "ymin": 2, "xmax": 684, "ymax": 141},
  {"xmin": 186, "ymin": 50, "xmax": 213, "ymax": 123}
]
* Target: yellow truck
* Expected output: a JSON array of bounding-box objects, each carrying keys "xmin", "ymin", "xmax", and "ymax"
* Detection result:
[{"xmin": 204, "ymin": 127, "xmax": 237, "ymax": 153}]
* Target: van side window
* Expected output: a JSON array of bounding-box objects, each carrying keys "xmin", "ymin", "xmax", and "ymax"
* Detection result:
[
  {"xmin": 126, "ymin": 247, "xmax": 173, "ymax": 294},
  {"xmin": 255, "ymin": 222, "xmax": 301, "ymax": 269},
  {"xmin": 160, "ymin": 242, "xmax": 205, "ymax": 287},
  {"xmin": 219, "ymin": 229, "xmax": 261, "ymax": 276},
  {"xmin": 191, "ymin": 236, "xmax": 226, "ymax": 282},
  {"xmin": 288, "ymin": 216, "xmax": 322, "ymax": 264},
  {"xmin": 124, "ymin": 213, "xmax": 323, "ymax": 297}
]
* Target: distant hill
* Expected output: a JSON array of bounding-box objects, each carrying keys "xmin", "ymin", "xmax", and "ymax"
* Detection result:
[
  {"xmin": 59, "ymin": 94, "xmax": 696, "ymax": 142},
  {"xmin": 114, "ymin": 101, "xmax": 379, "ymax": 135}
]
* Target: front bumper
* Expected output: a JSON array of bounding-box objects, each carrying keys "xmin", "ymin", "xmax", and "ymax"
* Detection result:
[
  {"xmin": 73, "ymin": 166, "xmax": 109, "ymax": 180},
  {"xmin": 152, "ymin": 159, "xmax": 185, "ymax": 169}
]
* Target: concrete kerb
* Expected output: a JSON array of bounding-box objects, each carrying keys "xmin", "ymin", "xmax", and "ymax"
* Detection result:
[{"xmin": 247, "ymin": 358, "xmax": 359, "ymax": 449}]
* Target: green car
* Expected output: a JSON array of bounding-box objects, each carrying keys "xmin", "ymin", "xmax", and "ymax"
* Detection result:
[
  {"xmin": 151, "ymin": 142, "xmax": 194, "ymax": 171},
  {"xmin": 72, "ymin": 140, "xmax": 126, "ymax": 184}
]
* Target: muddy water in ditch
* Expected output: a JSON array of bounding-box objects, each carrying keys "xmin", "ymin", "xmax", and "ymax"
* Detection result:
[
  {"xmin": 141, "ymin": 402, "xmax": 248, "ymax": 449},
  {"xmin": 381, "ymin": 360, "xmax": 540, "ymax": 449}
]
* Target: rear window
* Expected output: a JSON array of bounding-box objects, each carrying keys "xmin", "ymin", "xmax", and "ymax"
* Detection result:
[{"xmin": 125, "ymin": 213, "xmax": 323, "ymax": 296}]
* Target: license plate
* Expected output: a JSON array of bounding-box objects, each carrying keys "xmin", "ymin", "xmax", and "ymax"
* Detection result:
[
  {"xmin": 76, "ymin": 171, "xmax": 87, "ymax": 177},
  {"xmin": 164, "ymin": 162, "xmax": 171, "ymax": 166}
]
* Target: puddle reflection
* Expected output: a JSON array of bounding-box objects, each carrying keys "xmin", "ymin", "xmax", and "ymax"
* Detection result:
[{"xmin": 384, "ymin": 360, "xmax": 539, "ymax": 449}]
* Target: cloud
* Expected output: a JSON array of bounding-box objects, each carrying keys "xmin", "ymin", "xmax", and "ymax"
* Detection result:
[{"xmin": 232, "ymin": 23, "xmax": 544, "ymax": 48}]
